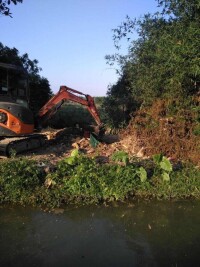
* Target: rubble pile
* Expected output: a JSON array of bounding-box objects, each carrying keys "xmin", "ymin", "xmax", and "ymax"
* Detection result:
[{"xmin": 24, "ymin": 127, "xmax": 146, "ymax": 164}]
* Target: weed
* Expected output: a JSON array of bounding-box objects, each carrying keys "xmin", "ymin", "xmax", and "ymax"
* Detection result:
[
  {"xmin": 0, "ymin": 152, "xmax": 199, "ymax": 208},
  {"xmin": 111, "ymin": 151, "xmax": 129, "ymax": 165},
  {"xmin": 0, "ymin": 158, "xmax": 45, "ymax": 205},
  {"xmin": 153, "ymin": 154, "xmax": 173, "ymax": 182}
]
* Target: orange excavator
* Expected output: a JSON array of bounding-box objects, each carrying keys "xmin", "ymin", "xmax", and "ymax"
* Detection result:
[{"xmin": 0, "ymin": 62, "xmax": 103, "ymax": 156}]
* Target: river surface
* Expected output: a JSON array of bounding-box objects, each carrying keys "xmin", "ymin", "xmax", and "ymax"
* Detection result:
[{"xmin": 0, "ymin": 200, "xmax": 200, "ymax": 267}]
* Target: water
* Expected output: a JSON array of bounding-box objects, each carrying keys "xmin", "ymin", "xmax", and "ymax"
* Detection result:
[{"xmin": 0, "ymin": 201, "xmax": 200, "ymax": 267}]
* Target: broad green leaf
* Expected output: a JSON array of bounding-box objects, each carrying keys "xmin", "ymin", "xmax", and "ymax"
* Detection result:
[
  {"xmin": 160, "ymin": 157, "xmax": 173, "ymax": 172},
  {"xmin": 137, "ymin": 167, "xmax": 147, "ymax": 183},
  {"xmin": 70, "ymin": 149, "xmax": 79, "ymax": 157},
  {"xmin": 162, "ymin": 172, "xmax": 170, "ymax": 182},
  {"xmin": 64, "ymin": 156, "xmax": 75, "ymax": 165}
]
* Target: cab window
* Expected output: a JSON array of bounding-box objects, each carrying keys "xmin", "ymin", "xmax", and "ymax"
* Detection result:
[{"xmin": 0, "ymin": 68, "xmax": 8, "ymax": 95}]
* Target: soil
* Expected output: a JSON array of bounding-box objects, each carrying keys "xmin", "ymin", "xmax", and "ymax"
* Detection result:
[
  {"xmin": 23, "ymin": 127, "xmax": 143, "ymax": 165},
  {"xmin": 124, "ymin": 99, "xmax": 200, "ymax": 166}
]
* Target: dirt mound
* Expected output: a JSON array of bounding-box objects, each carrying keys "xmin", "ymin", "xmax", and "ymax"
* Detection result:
[{"xmin": 122, "ymin": 99, "xmax": 200, "ymax": 165}]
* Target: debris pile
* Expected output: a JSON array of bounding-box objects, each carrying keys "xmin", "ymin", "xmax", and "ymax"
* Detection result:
[{"xmin": 24, "ymin": 126, "xmax": 147, "ymax": 165}]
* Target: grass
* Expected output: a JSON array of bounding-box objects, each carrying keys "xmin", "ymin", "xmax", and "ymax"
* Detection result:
[{"xmin": 0, "ymin": 151, "xmax": 199, "ymax": 208}]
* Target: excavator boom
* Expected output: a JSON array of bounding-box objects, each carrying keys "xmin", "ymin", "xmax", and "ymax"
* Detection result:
[{"xmin": 38, "ymin": 85, "xmax": 101, "ymax": 126}]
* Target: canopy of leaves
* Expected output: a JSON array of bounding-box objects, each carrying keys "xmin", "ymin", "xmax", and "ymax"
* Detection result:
[
  {"xmin": 157, "ymin": 0, "xmax": 200, "ymax": 19},
  {"xmin": 103, "ymin": 0, "xmax": 200, "ymax": 127},
  {"xmin": 0, "ymin": 0, "xmax": 23, "ymax": 17},
  {"xmin": 102, "ymin": 71, "xmax": 140, "ymax": 128}
]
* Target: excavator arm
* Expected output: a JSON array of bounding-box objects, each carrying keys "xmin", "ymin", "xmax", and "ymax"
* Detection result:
[{"xmin": 37, "ymin": 85, "xmax": 102, "ymax": 129}]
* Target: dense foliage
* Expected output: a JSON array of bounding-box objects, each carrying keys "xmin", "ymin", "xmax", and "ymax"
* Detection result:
[
  {"xmin": 103, "ymin": 0, "xmax": 200, "ymax": 127},
  {"xmin": 0, "ymin": 43, "xmax": 52, "ymax": 114},
  {"xmin": 0, "ymin": 151, "xmax": 199, "ymax": 208},
  {"xmin": 0, "ymin": 0, "xmax": 23, "ymax": 17},
  {"xmin": 102, "ymin": 73, "xmax": 139, "ymax": 128},
  {"xmin": 49, "ymin": 103, "xmax": 97, "ymax": 129}
]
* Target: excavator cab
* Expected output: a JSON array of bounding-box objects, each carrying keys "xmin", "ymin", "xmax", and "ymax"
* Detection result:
[
  {"xmin": 0, "ymin": 62, "xmax": 29, "ymax": 106},
  {"xmin": 0, "ymin": 63, "xmax": 34, "ymax": 136}
]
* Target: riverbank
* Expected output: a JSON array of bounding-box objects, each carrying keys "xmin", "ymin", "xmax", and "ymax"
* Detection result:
[{"xmin": 0, "ymin": 150, "xmax": 199, "ymax": 208}]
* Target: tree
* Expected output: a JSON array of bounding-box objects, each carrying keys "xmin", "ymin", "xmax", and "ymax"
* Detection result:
[
  {"xmin": 0, "ymin": 42, "xmax": 52, "ymax": 113},
  {"xmin": 105, "ymin": 0, "xmax": 200, "ymax": 107},
  {"xmin": 0, "ymin": 42, "xmax": 23, "ymax": 65},
  {"xmin": 103, "ymin": 72, "xmax": 139, "ymax": 128},
  {"xmin": 29, "ymin": 76, "xmax": 52, "ymax": 114},
  {"xmin": 157, "ymin": 0, "xmax": 200, "ymax": 19},
  {"xmin": 0, "ymin": 0, "xmax": 23, "ymax": 17}
]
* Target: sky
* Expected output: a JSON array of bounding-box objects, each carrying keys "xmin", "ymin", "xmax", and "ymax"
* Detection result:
[{"xmin": 0, "ymin": 0, "xmax": 159, "ymax": 96}]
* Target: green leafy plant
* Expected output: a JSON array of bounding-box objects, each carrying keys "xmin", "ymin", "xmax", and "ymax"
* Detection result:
[
  {"xmin": 153, "ymin": 154, "xmax": 173, "ymax": 182},
  {"xmin": 0, "ymin": 158, "xmax": 44, "ymax": 204},
  {"xmin": 63, "ymin": 149, "xmax": 79, "ymax": 165},
  {"xmin": 0, "ymin": 150, "xmax": 199, "ymax": 208},
  {"xmin": 111, "ymin": 151, "xmax": 129, "ymax": 165},
  {"xmin": 136, "ymin": 167, "xmax": 147, "ymax": 183}
]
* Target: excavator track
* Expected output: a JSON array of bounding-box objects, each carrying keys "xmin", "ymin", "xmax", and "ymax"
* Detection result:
[{"xmin": 0, "ymin": 134, "xmax": 47, "ymax": 157}]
